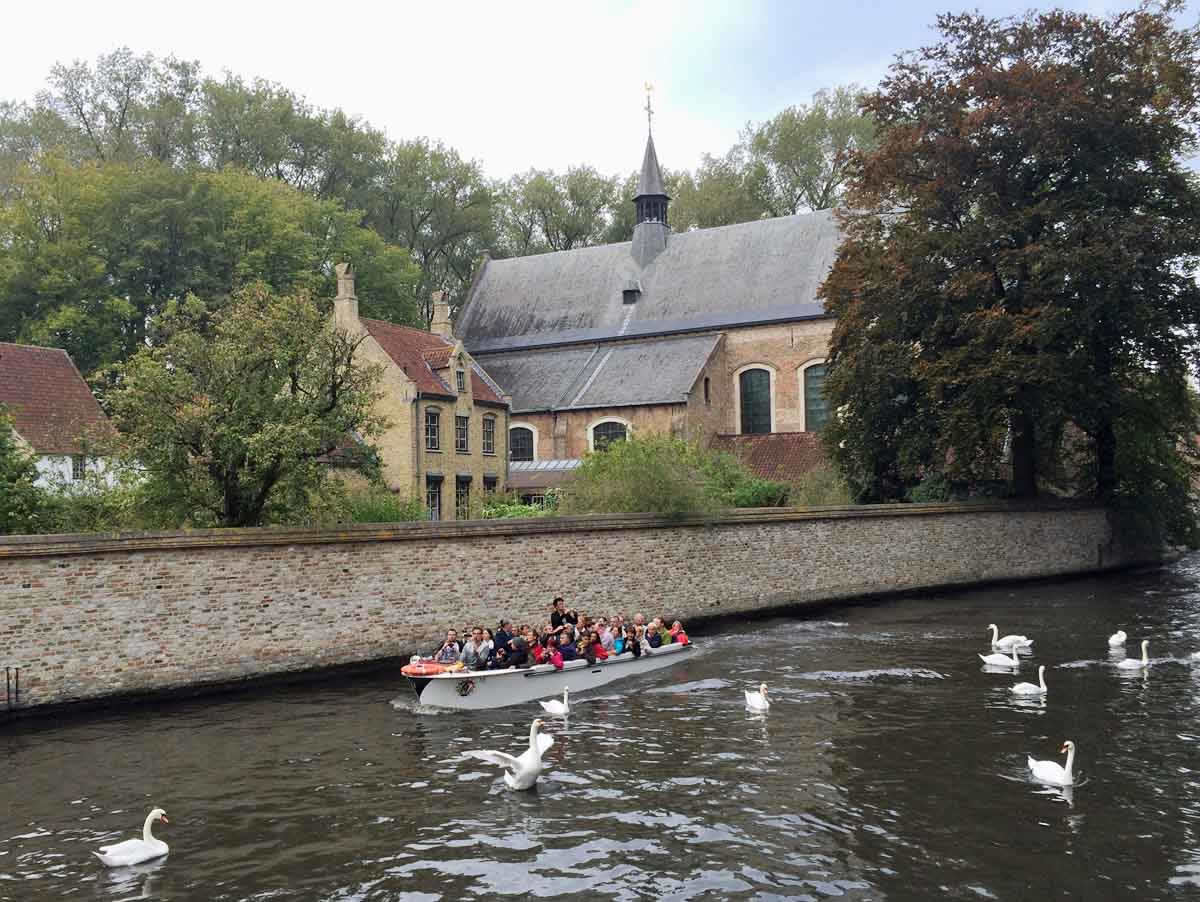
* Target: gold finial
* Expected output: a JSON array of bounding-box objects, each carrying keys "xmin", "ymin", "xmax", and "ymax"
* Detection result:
[{"xmin": 644, "ymin": 82, "xmax": 654, "ymax": 134}]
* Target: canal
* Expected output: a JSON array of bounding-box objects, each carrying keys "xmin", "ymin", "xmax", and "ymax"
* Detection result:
[{"xmin": 2, "ymin": 558, "xmax": 1199, "ymax": 900}]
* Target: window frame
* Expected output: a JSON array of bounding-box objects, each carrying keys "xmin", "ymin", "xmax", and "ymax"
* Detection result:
[
  {"xmin": 455, "ymin": 414, "xmax": 470, "ymax": 453},
  {"xmin": 587, "ymin": 416, "xmax": 632, "ymax": 452},
  {"xmin": 482, "ymin": 416, "xmax": 496, "ymax": 455},
  {"xmin": 509, "ymin": 423, "xmax": 538, "ymax": 461},
  {"xmin": 455, "ymin": 475, "xmax": 472, "ymax": 520},
  {"xmin": 456, "ymin": 369, "xmax": 466, "ymax": 393},
  {"xmin": 733, "ymin": 363, "xmax": 776, "ymax": 435},
  {"xmin": 70, "ymin": 454, "xmax": 85, "ymax": 482},
  {"xmin": 483, "ymin": 475, "xmax": 498, "ymax": 495},
  {"xmin": 799, "ymin": 358, "xmax": 830, "ymax": 433},
  {"xmin": 425, "ymin": 474, "xmax": 442, "ymax": 521},
  {"xmin": 424, "ymin": 407, "xmax": 441, "ymax": 451}
]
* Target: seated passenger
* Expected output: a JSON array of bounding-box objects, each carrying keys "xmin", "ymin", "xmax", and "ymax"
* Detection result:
[
  {"xmin": 558, "ymin": 628, "xmax": 578, "ymax": 661},
  {"xmin": 646, "ymin": 619, "xmax": 663, "ymax": 648},
  {"xmin": 459, "ymin": 627, "xmax": 490, "ymax": 670},
  {"xmin": 508, "ymin": 636, "xmax": 530, "ymax": 668},
  {"xmin": 434, "ymin": 629, "xmax": 462, "ymax": 664},
  {"xmin": 546, "ymin": 635, "xmax": 564, "ymax": 670},
  {"xmin": 656, "ymin": 619, "xmax": 672, "ymax": 647},
  {"xmin": 613, "ymin": 633, "xmax": 626, "ymax": 655},
  {"xmin": 494, "ymin": 620, "xmax": 514, "ymax": 655},
  {"xmin": 597, "ymin": 618, "xmax": 615, "ymax": 652},
  {"xmin": 623, "ymin": 625, "xmax": 642, "ymax": 658},
  {"xmin": 670, "ymin": 620, "xmax": 689, "ymax": 645},
  {"xmin": 584, "ymin": 630, "xmax": 609, "ymax": 663}
]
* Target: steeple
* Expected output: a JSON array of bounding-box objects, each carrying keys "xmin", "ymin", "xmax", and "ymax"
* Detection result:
[{"xmin": 631, "ymin": 84, "xmax": 670, "ymax": 267}]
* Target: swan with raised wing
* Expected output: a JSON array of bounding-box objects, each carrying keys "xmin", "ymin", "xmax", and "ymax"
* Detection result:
[
  {"xmin": 744, "ymin": 682, "xmax": 770, "ymax": 712},
  {"xmin": 465, "ymin": 718, "xmax": 553, "ymax": 790},
  {"xmin": 1011, "ymin": 665, "xmax": 1047, "ymax": 696},
  {"xmin": 1116, "ymin": 639, "xmax": 1150, "ymax": 670},
  {"xmin": 988, "ymin": 624, "xmax": 1033, "ymax": 651},
  {"xmin": 92, "ymin": 808, "xmax": 169, "ymax": 867},
  {"xmin": 979, "ymin": 646, "xmax": 1021, "ymax": 668},
  {"xmin": 1108, "ymin": 630, "xmax": 1127, "ymax": 648},
  {"xmin": 1029, "ymin": 740, "xmax": 1075, "ymax": 786},
  {"xmin": 539, "ymin": 687, "xmax": 569, "ymax": 717}
]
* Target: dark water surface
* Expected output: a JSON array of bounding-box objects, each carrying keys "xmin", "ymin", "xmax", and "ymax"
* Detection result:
[{"xmin": 4, "ymin": 559, "xmax": 1200, "ymax": 901}]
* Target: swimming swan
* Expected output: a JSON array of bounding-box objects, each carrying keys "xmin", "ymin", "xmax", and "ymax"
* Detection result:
[
  {"xmin": 979, "ymin": 646, "xmax": 1021, "ymax": 668},
  {"xmin": 1028, "ymin": 740, "xmax": 1075, "ymax": 786},
  {"xmin": 1116, "ymin": 639, "xmax": 1150, "ymax": 670},
  {"xmin": 1011, "ymin": 665, "xmax": 1047, "ymax": 696},
  {"xmin": 744, "ymin": 683, "xmax": 770, "ymax": 712},
  {"xmin": 92, "ymin": 808, "xmax": 169, "ymax": 867},
  {"xmin": 1108, "ymin": 630, "xmax": 1127, "ymax": 648},
  {"xmin": 988, "ymin": 624, "xmax": 1033, "ymax": 650},
  {"xmin": 539, "ymin": 688, "xmax": 570, "ymax": 717},
  {"xmin": 465, "ymin": 718, "xmax": 554, "ymax": 790}
]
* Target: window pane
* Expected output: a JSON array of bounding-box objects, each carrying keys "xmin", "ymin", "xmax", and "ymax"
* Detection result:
[
  {"xmin": 510, "ymin": 427, "xmax": 533, "ymax": 461},
  {"xmin": 593, "ymin": 421, "xmax": 627, "ymax": 450},
  {"xmin": 456, "ymin": 476, "xmax": 471, "ymax": 520},
  {"xmin": 739, "ymin": 369, "xmax": 771, "ymax": 434},
  {"xmin": 425, "ymin": 409, "xmax": 440, "ymax": 450},
  {"xmin": 71, "ymin": 455, "xmax": 85, "ymax": 481},
  {"xmin": 426, "ymin": 476, "xmax": 441, "ymax": 521},
  {"xmin": 483, "ymin": 476, "xmax": 498, "ymax": 494},
  {"xmin": 804, "ymin": 364, "xmax": 829, "ymax": 431},
  {"xmin": 456, "ymin": 370, "xmax": 466, "ymax": 392},
  {"xmin": 482, "ymin": 417, "xmax": 495, "ymax": 454},
  {"xmin": 455, "ymin": 415, "xmax": 469, "ymax": 452}
]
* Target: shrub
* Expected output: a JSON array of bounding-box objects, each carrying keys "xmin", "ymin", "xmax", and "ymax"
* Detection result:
[
  {"xmin": 343, "ymin": 486, "xmax": 426, "ymax": 523},
  {"xmin": 482, "ymin": 494, "xmax": 550, "ymax": 519},
  {"xmin": 789, "ymin": 465, "xmax": 854, "ymax": 507},
  {"xmin": 730, "ymin": 477, "xmax": 792, "ymax": 508},
  {"xmin": 561, "ymin": 436, "xmax": 719, "ymax": 518},
  {"xmin": 907, "ymin": 472, "xmax": 952, "ymax": 503}
]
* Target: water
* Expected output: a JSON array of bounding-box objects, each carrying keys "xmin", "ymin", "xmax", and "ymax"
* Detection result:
[{"xmin": 3, "ymin": 559, "xmax": 1200, "ymax": 901}]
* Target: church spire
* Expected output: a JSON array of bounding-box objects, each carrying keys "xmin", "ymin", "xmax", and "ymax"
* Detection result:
[{"xmin": 633, "ymin": 83, "xmax": 669, "ymax": 229}]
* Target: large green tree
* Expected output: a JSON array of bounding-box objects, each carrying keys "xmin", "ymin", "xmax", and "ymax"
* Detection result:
[
  {"xmin": 107, "ymin": 284, "xmax": 387, "ymax": 528},
  {"xmin": 822, "ymin": 4, "xmax": 1200, "ymax": 541}
]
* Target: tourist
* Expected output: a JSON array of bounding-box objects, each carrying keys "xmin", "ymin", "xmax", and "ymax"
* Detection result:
[
  {"xmin": 481, "ymin": 628, "xmax": 496, "ymax": 659},
  {"xmin": 584, "ymin": 630, "xmax": 608, "ymax": 664},
  {"xmin": 494, "ymin": 620, "xmax": 514, "ymax": 655},
  {"xmin": 597, "ymin": 618, "xmax": 615, "ymax": 652},
  {"xmin": 623, "ymin": 625, "xmax": 642, "ymax": 658},
  {"xmin": 613, "ymin": 631, "xmax": 626, "ymax": 655},
  {"xmin": 670, "ymin": 620, "xmax": 689, "ymax": 645},
  {"xmin": 546, "ymin": 635, "xmax": 564, "ymax": 670},
  {"xmin": 646, "ymin": 619, "xmax": 664, "ymax": 648},
  {"xmin": 508, "ymin": 635, "xmax": 530, "ymax": 668},
  {"xmin": 559, "ymin": 627, "xmax": 578, "ymax": 661},
  {"xmin": 656, "ymin": 619, "xmax": 672, "ymax": 647},
  {"xmin": 459, "ymin": 627, "xmax": 490, "ymax": 670},
  {"xmin": 434, "ymin": 629, "xmax": 462, "ymax": 664},
  {"xmin": 550, "ymin": 597, "xmax": 578, "ymax": 635}
]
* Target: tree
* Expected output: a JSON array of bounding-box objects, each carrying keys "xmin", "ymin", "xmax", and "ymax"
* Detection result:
[
  {"xmin": 496, "ymin": 166, "xmax": 618, "ymax": 257},
  {"xmin": 821, "ymin": 3, "xmax": 1200, "ymax": 539},
  {"xmin": 106, "ymin": 285, "xmax": 387, "ymax": 528},
  {"xmin": 0, "ymin": 407, "xmax": 46, "ymax": 535},
  {"xmin": 745, "ymin": 85, "xmax": 875, "ymax": 215}
]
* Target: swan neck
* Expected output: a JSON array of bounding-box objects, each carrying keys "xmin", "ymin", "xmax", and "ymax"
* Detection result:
[
  {"xmin": 1142, "ymin": 643, "xmax": 1149, "ymax": 664},
  {"xmin": 1039, "ymin": 667, "xmax": 1047, "ymax": 691},
  {"xmin": 529, "ymin": 722, "xmax": 540, "ymax": 749},
  {"xmin": 142, "ymin": 813, "xmax": 156, "ymax": 843},
  {"xmin": 990, "ymin": 625, "xmax": 998, "ymax": 643},
  {"xmin": 1064, "ymin": 745, "xmax": 1075, "ymax": 777}
]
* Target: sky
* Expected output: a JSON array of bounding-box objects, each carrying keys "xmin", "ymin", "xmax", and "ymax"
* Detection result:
[{"xmin": 2, "ymin": 0, "xmax": 1196, "ymax": 180}]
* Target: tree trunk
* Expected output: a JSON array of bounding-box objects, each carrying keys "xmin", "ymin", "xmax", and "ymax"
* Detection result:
[{"xmin": 1010, "ymin": 407, "xmax": 1037, "ymax": 498}]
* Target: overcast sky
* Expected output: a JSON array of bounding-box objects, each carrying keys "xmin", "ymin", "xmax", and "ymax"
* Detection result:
[{"xmin": 3, "ymin": 0, "xmax": 1196, "ymax": 180}]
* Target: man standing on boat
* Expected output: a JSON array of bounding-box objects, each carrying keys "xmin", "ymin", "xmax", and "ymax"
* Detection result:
[{"xmin": 550, "ymin": 597, "xmax": 577, "ymax": 636}]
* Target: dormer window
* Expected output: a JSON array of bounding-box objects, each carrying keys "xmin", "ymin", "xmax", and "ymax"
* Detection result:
[{"xmin": 456, "ymin": 369, "xmax": 466, "ymax": 392}]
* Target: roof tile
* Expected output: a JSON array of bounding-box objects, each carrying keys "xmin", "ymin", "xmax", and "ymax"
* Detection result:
[
  {"xmin": 0, "ymin": 342, "xmax": 117, "ymax": 454},
  {"xmin": 709, "ymin": 432, "xmax": 829, "ymax": 484},
  {"xmin": 360, "ymin": 319, "xmax": 506, "ymax": 406}
]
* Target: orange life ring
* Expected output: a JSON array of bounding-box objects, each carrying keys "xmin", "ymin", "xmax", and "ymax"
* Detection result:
[{"xmin": 402, "ymin": 661, "xmax": 446, "ymax": 677}]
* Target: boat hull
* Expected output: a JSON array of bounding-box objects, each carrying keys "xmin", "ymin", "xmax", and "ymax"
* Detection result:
[{"xmin": 406, "ymin": 643, "xmax": 696, "ymax": 710}]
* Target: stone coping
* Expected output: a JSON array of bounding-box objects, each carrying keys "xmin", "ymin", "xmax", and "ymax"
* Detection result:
[{"xmin": 0, "ymin": 501, "xmax": 1100, "ymax": 560}]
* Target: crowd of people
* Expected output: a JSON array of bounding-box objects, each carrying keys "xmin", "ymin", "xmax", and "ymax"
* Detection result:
[{"xmin": 427, "ymin": 597, "xmax": 690, "ymax": 672}]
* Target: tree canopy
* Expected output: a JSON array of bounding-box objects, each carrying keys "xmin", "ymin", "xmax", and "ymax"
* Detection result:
[{"xmin": 821, "ymin": 2, "xmax": 1200, "ymax": 543}]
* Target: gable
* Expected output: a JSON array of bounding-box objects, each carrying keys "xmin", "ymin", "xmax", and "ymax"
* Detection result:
[{"xmin": 0, "ymin": 342, "xmax": 116, "ymax": 455}]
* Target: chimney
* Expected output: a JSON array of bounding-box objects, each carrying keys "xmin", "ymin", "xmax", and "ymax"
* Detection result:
[
  {"xmin": 334, "ymin": 262, "xmax": 358, "ymax": 324},
  {"xmin": 430, "ymin": 290, "xmax": 453, "ymax": 339}
]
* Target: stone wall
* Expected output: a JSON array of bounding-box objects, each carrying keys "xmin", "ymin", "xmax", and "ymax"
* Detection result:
[{"xmin": 0, "ymin": 503, "xmax": 1136, "ymax": 712}]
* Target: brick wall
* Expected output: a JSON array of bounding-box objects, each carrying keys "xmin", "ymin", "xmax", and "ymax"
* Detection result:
[{"xmin": 0, "ymin": 503, "xmax": 1139, "ymax": 711}]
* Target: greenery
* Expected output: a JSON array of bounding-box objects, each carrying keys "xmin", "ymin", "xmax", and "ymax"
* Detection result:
[
  {"xmin": 104, "ymin": 284, "xmax": 387, "ymax": 528},
  {"xmin": 482, "ymin": 493, "xmax": 556, "ymax": 519},
  {"xmin": 821, "ymin": 4, "xmax": 1200, "ymax": 545},
  {"xmin": 789, "ymin": 466, "xmax": 854, "ymax": 508},
  {"xmin": 0, "ymin": 408, "xmax": 46, "ymax": 534},
  {"xmin": 342, "ymin": 486, "xmax": 426, "ymax": 524}
]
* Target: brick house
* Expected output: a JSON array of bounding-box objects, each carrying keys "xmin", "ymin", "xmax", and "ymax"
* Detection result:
[
  {"xmin": 453, "ymin": 128, "xmax": 837, "ymax": 493},
  {"xmin": 331, "ymin": 265, "xmax": 510, "ymax": 520},
  {"xmin": 0, "ymin": 341, "xmax": 118, "ymax": 487}
]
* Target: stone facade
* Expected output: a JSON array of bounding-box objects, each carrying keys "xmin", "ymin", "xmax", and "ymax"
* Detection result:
[{"xmin": 0, "ymin": 504, "xmax": 1142, "ymax": 712}]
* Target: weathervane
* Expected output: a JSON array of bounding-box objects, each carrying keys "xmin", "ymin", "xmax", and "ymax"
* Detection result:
[{"xmin": 644, "ymin": 82, "xmax": 654, "ymax": 135}]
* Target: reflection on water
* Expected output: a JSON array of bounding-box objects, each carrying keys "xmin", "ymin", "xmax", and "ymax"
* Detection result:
[{"xmin": 3, "ymin": 557, "xmax": 1200, "ymax": 900}]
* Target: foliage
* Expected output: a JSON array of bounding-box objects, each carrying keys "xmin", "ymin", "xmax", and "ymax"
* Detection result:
[
  {"xmin": 821, "ymin": 4, "xmax": 1200, "ymax": 546},
  {"xmin": 906, "ymin": 473, "xmax": 952, "ymax": 505},
  {"xmin": 0, "ymin": 407, "xmax": 47, "ymax": 535},
  {"xmin": 788, "ymin": 466, "xmax": 853, "ymax": 508},
  {"xmin": 37, "ymin": 469, "xmax": 163, "ymax": 533},
  {"xmin": 482, "ymin": 493, "xmax": 554, "ymax": 519},
  {"xmin": 497, "ymin": 167, "xmax": 618, "ymax": 256},
  {"xmin": 342, "ymin": 485, "xmax": 427, "ymax": 524},
  {"xmin": 105, "ymin": 284, "xmax": 388, "ymax": 528}
]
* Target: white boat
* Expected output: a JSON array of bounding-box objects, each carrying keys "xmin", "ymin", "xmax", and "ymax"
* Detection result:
[{"xmin": 403, "ymin": 642, "xmax": 696, "ymax": 710}]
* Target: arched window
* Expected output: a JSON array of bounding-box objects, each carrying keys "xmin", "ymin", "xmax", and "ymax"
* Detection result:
[
  {"xmin": 509, "ymin": 426, "xmax": 534, "ymax": 461},
  {"xmin": 738, "ymin": 367, "xmax": 773, "ymax": 435},
  {"xmin": 801, "ymin": 360, "xmax": 830, "ymax": 432},
  {"xmin": 588, "ymin": 417, "xmax": 632, "ymax": 451}
]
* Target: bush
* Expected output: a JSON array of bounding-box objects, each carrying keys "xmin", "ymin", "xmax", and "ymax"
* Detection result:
[
  {"xmin": 906, "ymin": 472, "xmax": 952, "ymax": 503},
  {"xmin": 561, "ymin": 436, "xmax": 720, "ymax": 518},
  {"xmin": 788, "ymin": 466, "xmax": 853, "ymax": 507},
  {"xmin": 730, "ymin": 477, "xmax": 792, "ymax": 508},
  {"xmin": 482, "ymin": 494, "xmax": 552, "ymax": 519},
  {"xmin": 343, "ymin": 486, "xmax": 426, "ymax": 523}
]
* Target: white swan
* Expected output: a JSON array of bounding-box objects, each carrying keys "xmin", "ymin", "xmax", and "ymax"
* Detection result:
[
  {"xmin": 539, "ymin": 687, "xmax": 569, "ymax": 717},
  {"xmin": 988, "ymin": 624, "xmax": 1033, "ymax": 651},
  {"xmin": 1028, "ymin": 740, "xmax": 1075, "ymax": 786},
  {"xmin": 744, "ymin": 682, "xmax": 770, "ymax": 712},
  {"xmin": 1116, "ymin": 639, "xmax": 1150, "ymax": 670},
  {"xmin": 92, "ymin": 808, "xmax": 169, "ymax": 867},
  {"xmin": 1108, "ymin": 630, "xmax": 1127, "ymax": 648},
  {"xmin": 1011, "ymin": 665, "xmax": 1047, "ymax": 696},
  {"xmin": 978, "ymin": 646, "xmax": 1021, "ymax": 668},
  {"xmin": 465, "ymin": 718, "xmax": 554, "ymax": 790}
]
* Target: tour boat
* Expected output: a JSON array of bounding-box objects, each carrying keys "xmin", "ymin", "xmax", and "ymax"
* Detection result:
[{"xmin": 402, "ymin": 642, "xmax": 696, "ymax": 710}]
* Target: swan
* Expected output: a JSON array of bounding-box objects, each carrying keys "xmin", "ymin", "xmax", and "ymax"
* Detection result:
[
  {"xmin": 1108, "ymin": 630, "xmax": 1127, "ymax": 648},
  {"xmin": 1028, "ymin": 740, "xmax": 1075, "ymax": 786},
  {"xmin": 744, "ymin": 682, "xmax": 770, "ymax": 712},
  {"xmin": 465, "ymin": 718, "xmax": 554, "ymax": 790},
  {"xmin": 988, "ymin": 624, "xmax": 1033, "ymax": 651},
  {"xmin": 1116, "ymin": 639, "xmax": 1150, "ymax": 670},
  {"xmin": 978, "ymin": 646, "xmax": 1020, "ymax": 668},
  {"xmin": 92, "ymin": 808, "xmax": 169, "ymax": 867},
  {"xmin": 1011, "ymin": 665, "xmax": 1047, "ymax": 696},
  {"xmin": 539, "ymin": 687, "xmax": 569, "ymax": 717}
]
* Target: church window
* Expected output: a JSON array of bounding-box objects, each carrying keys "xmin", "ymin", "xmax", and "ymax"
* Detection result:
[
  {"xmin": 703, "ymin": 377, "xmax": 710, "ymax": 407},
  {"xmin": 739, "ymin": 368, "xmax": 772, "ymax": 434},
  {"xmin": 455, "ymin": 415, "xmax": 469, "ymax": 452},
  {"xmin": 803, "ymin": 363, "xmax": 830, "ymax": 432},
  {"xmin": 482, "ymin": 416, "xmax": 496, "ymax": 455},
  {"xmin": 592, "ymin": 420, "xmax": 628, "ymax": 450},
  {"xmin": 426, "ymin": 475, "xmax": 442, "ymax": 521},
  {"xmin": 510, "ymin": 427, "xmax": 534, "ymax": 461},
  {"xmin": 424, "ymin": 408, "xmax": 441, "ymax": 451}
]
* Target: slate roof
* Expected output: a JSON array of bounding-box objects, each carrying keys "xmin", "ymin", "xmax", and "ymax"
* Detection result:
[
  {"xmin": 636, "ymin": 133, "xmax": 667, "ymax": 197},
  {"xmin": 0, "ymin": 341, "xmax": 116, "ymax": 454},
  {"xmin": 708, "ymin": 432, "xmax": 829, "ymax": 483},
  {"xmin": 457, "ymin": 209, "xmax": 839, "ymax": 353},
  {"xmin": 360, "ymin": 319, "xmax": 507, "ymax": 407},
  {"xmin": 477, "ymin": 333, "xmax": 719, "ymax": 413},
  {"xmin": 508, "ymin": 458, "xmax": 581, "ymax": 490}
]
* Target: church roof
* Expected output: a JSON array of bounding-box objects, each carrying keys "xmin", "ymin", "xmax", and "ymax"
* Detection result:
[
  {"xmin": 457, "ymin": 209, "xmax": 839, "ymax": 354},
  {"xmin": 0, "ymin": 342, "xmax": 116, "ymax": 454},
  {"xmin": 636, "ymin": 133, "xmax": 667, "ymax": 198},
  {"xmin": 477, "ymin": 333, "xmax": 720, "ymax": 413}
]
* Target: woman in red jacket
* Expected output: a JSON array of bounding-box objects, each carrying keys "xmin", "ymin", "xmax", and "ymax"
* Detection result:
[{"xmin": 583, "ymin": 630, "xmax": 609, "ymax": 664}]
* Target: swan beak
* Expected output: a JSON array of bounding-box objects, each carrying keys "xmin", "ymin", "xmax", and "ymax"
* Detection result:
[{"xmin": 159, "ymin": 816, "xmax": 169, "ymax": 824}]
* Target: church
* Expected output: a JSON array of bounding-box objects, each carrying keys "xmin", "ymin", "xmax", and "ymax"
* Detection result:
[{"xmin": 452, "ymin": 124, "xmax": 843, "ymax": 497}]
